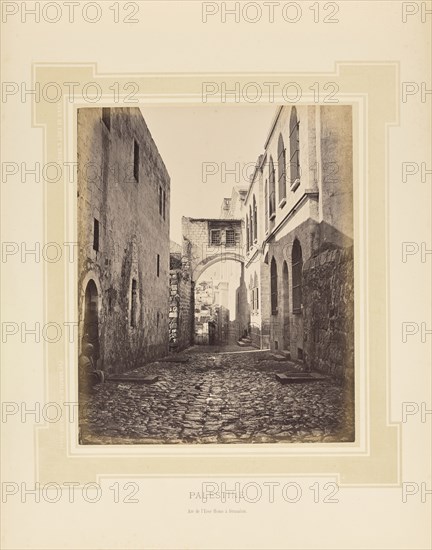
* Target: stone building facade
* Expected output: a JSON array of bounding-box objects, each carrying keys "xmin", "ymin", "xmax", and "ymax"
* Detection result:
[
  {"xmin": 243, "ymin": 154, "xmax": 271, "ymax": 348},
  {"xmin": 220, "ymin": 185, "xmax": 248, "ymax": 219},
  {"xmin": 243, "ymin": 105, "xmax": 353, "ymax": 380},
  {"xmin": 77, "ymin": 107, "xmax": 170, "ymax": 374}
]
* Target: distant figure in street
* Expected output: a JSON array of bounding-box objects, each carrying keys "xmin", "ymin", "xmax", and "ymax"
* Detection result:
[{"xmin": 79, "ymin": 342, "xmax": 104, "ymax": 393}]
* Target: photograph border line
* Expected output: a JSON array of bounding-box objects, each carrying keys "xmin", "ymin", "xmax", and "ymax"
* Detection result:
[{"xmin": 33, "ymin": 62, "xmax": 400, "ymax": 487}]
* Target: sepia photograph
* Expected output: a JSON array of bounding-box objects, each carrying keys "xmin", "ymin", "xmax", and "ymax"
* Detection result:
[{"xmin": 77, "ymin": 104, "xmax": 355, "ymax": 445}]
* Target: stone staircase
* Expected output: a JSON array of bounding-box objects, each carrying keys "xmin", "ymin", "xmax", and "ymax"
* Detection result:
[{"xmin": 237, "ymin": 335, "xmax": 253, "ymax": 347}]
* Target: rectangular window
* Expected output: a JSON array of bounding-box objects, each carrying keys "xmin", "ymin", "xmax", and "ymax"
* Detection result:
[
  {"xmin": 102, "ymin": 108, "xmax": 110, "ymax": 131},
  {"xmin": 225, "ymin": 229, "xmax": 235, "ymax": 247},
  {"xmin": 159, "ymin": 186, "xmax": 163, "ymax": 216},
  {"xmin": 130, "ymin": 279, "xmax": 137, "ymax": 327},
  {"xmin": 210, "ymin": 230, "xmax": 221, "ymax": 246},
  {"xmin": 93, "ymin": 218, "xmax": 99, "ymax": 252},
  {"xmin": 157, "ymin": 254, "xmax": 160, "ymax": 277},
  {"xmin": 256, "ymin": 287, "xmax": 259, "ymax": 310},
  {"xmin": 162, "ymin": 189, "xmax": 166, "ymax": 220},
  {"xmin": 246, "ymin": 216, "xmax": 249, "ymax": 250},
  {"xmin": 133, "ymin": 139, "xmax": 140, "ymax": 182}
]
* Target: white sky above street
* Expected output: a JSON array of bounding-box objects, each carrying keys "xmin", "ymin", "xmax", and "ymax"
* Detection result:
[{"xmin": 139, "ymin": 105, "xmax": 277, "ymax": 244}]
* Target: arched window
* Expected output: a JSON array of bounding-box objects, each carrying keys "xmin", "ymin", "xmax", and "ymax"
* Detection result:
[
  {"xmin": 130, "ymin": 278, "xmax": 137, "ymax": 327},
  {"xmin": 270, "ymin": 257, "xmax": 278, "ymax": 315},
  {"xmin": 245, "ymin": 214, "xmax": 249, "ymax": 250},
  {"xmin": 249, "ymin": 205, "xmax": 253, "ymax": 248},
  {"xmin": 253, "ymin": 194, "xmax": 258, "ymax": 241},
  {"xmin": 264, "ymin": 180, "xmax": 269, "ymax": 232},
  {"xmin": 292, "ymin": 239, "xmax": 303, "ymax": 312},
  {"xmin": 277, "ymin": 133, "xmax": 286, "ymax": 202},
  {"xmin": 289, "ymin": 107, "xmax": 300, "ymax": 187},
  {"xmin": 269, "ymin": 157, "xmax": 276, "ymax": 218},
  {"xmin": 254, "ymin": 272, "xmax": 259, "ymax": 310}
]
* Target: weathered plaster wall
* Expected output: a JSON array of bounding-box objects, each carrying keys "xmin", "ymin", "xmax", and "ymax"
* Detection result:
[{"xmin": 78, "ymin": 107, "xmax": 170, "ymax": 373}]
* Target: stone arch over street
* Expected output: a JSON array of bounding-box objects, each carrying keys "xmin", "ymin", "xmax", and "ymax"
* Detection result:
[
  {"xmin": 192, "ymin": 251, "xmax": 245, "ymax": 282},
  {"xmin": 181, "ymin": 216, "xmax": 249, "ymax": 345}
]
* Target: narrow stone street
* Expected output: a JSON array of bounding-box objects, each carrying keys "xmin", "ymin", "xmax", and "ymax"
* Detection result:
[{"xmin": 80, "ymin": 346, "xmax": 354, "ymax": 445}]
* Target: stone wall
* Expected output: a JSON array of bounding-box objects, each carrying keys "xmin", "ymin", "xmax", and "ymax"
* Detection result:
[
  {"xmin": 302, "ymin": 246, "xmax": 354, "ymax": 384},
  {"xmin": 169, "ymin": 267, "xmax": 194, "ymax": 352},
  {"xmin": 77, "ymin": 107, "xmax": 170, "ymax": 374}
]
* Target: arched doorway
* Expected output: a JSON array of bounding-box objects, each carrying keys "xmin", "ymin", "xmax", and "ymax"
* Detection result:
[
  {"xmin": 83, "ymin": 279, "xmax": 100, "ymax": 366},
  {"xmin": 291, "ymin": 238, "xmax": 304, "ymax": 360},
  {"xmin": 282, "ymin": 261, "xmax": 290, "ymax": 351},
  {"xmin": 270, "ymin": 257, "xmax": 278, "ymax": 316},
  {"xmin": 292, "ymin": 239, "xmax": 303, "ymax": 313}
]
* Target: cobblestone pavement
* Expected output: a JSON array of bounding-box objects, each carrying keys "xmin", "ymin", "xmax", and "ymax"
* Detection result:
[{"xmin": 80, "ymin": 346, "xmax": 354, "ymax": 444}]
